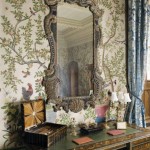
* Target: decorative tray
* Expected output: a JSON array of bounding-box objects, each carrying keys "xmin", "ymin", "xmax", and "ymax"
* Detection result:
[{"xmin": 80, "ymin": 125, "xmax": 103, "ymax": 134}]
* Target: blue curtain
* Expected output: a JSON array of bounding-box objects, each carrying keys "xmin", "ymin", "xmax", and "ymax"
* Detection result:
[{"xmin": 126, "ymin": 0, "xmax": 149, "ymax": 127}]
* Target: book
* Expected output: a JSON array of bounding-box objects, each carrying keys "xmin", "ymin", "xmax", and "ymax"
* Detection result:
[
  {"xmin": 107, "ymin": 130, "xmax": 125, "ymax": 136},
  {"xmin": 72, "ymin": 136, "xmax": 94, "ymax": 145}
]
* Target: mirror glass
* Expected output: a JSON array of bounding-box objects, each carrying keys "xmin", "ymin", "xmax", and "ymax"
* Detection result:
[{"xmin": 57, "ymin": 3, "xmax": 93, "ymax": 97}]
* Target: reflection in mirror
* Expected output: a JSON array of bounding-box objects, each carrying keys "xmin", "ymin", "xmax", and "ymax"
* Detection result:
[{"xmin": 57, "ymin": 3, "xmax": 93, "ymax": 97}]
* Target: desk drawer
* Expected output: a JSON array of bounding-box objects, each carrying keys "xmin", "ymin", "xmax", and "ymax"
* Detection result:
[
  {"xmin": 133, "ymin": 144, "xmax": 150, "ymax": 150},
  {"xmin": 132, "ymin": 137, "xmax": 150, "ymax": 145},
  {"xmin": 132, "ymin": 138, "xmax": 150, "ymax": 150},
  {"xmin": 104, "ymin": 144, "xmax": 127, "ymax": 150},
  {"xmin": 95, "ymin": 144, "xmax": 127, "ymax": 150}
]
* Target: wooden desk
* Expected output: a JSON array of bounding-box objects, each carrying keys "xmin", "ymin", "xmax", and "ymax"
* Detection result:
[{"xmin": 25, "ymin": 123, "xmax": 150, "ymax": 150}]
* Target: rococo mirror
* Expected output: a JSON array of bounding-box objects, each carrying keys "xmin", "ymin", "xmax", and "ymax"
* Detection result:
[{"xmin": 43, "ymin": 0, "xmax": 104, "ymax": 113}]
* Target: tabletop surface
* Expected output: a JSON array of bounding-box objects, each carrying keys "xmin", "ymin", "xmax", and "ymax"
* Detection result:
[
  {"xmin": 49, "ymin": 124, "xmax": 144, "ymax": 150},
  {"xmin": 23, "ymin": 122, "xmax": 150, "ymax": 150}
]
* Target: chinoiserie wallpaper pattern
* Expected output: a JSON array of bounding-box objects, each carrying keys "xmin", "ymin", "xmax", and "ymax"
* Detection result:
[{"xmin": 0, "ymin": 0, "xmax": 126, "ymax": 148}]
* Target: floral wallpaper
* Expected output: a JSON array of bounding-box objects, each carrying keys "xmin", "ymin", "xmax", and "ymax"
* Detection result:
[
  {"xmin": 97, "ymin": 0, "xmax": 126, "ymax": 94},
  {"xmin": 0, "ymin": 0, "xmax": 126, "ymax": 149},
  {"xmin": 0, "ymin": 0, "xmax": 49, "ymax": 148}
]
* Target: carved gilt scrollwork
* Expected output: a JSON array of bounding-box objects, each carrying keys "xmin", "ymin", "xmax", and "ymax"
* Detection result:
[
  {"xmin": 93, "ymin": 68, "xmax": 105, "ymax": 98},
  {"xmin": 65, "ymin": 0, "xmax": 104, "ymax": 17},
  {"xmin": 43, "ymin": 0, "xmax": 104, "ymax": 112},
  {"xmin": 44, "ymin": 0, "xmax": 61, "ymax": 6},
  {"xmin": 42, "ymin": 65, "xmax": 60, "ymax": 101}
]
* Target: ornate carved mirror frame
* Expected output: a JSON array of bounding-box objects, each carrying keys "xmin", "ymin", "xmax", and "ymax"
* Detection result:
[{"xmin": 43, "ymin": 0, "xmax": 104, "ymax": 113}]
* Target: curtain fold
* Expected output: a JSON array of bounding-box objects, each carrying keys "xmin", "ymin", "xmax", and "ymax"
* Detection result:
[{"xmin": 125, "ymin": 0, "xmax": 149, "ymax": 127}]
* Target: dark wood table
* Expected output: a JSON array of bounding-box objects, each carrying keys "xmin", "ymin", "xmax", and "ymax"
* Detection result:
[{"xmin": 22, "ymin": 122, "xmax": 150, "ymax": 150}]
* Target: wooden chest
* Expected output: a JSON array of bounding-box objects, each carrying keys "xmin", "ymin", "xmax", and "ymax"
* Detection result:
[{"xmin": 21, "ymin": 99, "xmax": 67, "ymax": 148}]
